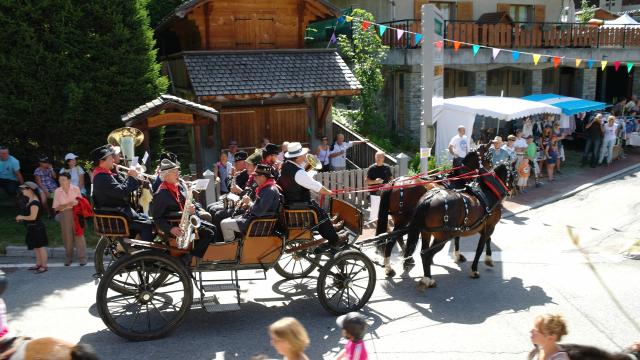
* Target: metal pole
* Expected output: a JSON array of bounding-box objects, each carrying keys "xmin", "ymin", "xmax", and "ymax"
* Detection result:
[{"xmin": 421, "ymin": 5, "xmax": 443, "ymax": 173}]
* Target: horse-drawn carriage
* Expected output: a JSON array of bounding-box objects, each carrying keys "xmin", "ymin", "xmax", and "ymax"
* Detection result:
[{"xmin": 92, "ymin": 196, "xmax": 376, "ymax": 341}]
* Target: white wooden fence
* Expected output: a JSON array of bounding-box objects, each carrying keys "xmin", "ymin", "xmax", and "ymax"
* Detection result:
[{"xmin": 312, "ymin": 165, "xmax": 400, "ymax": 210}]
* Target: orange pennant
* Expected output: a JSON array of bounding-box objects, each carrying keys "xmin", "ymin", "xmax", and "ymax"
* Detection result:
[
  {"xmin": 553, "ymin": 57, "xmax": 561, "ymax": 68},
  {"xmin": 361, "ymin": 21, "xmax": 371, "ymax": 31},
  {"xmin": 453, "ymin": 41, "xmax": 461, "ymax": 52}
]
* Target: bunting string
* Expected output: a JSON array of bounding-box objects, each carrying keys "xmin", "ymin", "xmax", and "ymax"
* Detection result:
[{"xmin": 330, "ymin": 15, "xmax": 638, "ymax": 73}]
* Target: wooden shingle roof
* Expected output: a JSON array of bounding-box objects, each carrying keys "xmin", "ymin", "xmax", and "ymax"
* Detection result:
[{"xmin": 121, "ymin": 94, "xmax": 218, "ymax": 125}]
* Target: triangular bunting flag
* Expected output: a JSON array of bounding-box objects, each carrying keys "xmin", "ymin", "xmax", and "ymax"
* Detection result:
[
  {"xmin": 330, "ymin": 33, "xmax": 337, "ymax": 44},
  {"xmin": 553, "ymin": 57, "xmax": 561, "ymax": 68},
  {"xmin": 345, "ymin": 16, "xmax": 353, "ymax": 22},
  {"xmin": 627, "ymin": 62, "xmax": 634, "ymax": 73},
  {"xmin": 414, "ymin": 33, "xmax": 423, "ymax": 46},
  {"xmin": 587, "ymin": 60, "xmax": 594, "ymax": 69},
  {"xmin": 378, "ymin": 25, "xmax": 387, "ymax": 36},
  {"xmin": 434, "ymin": 40, "xmax": 443, "ymax": 51},
  {"xmin": 396, "ymin": 29, "xmax": 405, "ymax": 40},
  {"xmin": 575, "ymin": 58, "xmax": 582, "ymax": 67},
  {"xmin": 472, "ymin": 44, "xmax": 480, "ymax": 56},
  {"xmin": 337, "ymin": 16, "xmax": 345, "ymax": 24},
  {"xmin": 614, "ymin": 61, "xmax": 621, "ymax": 71},
  {"xmin": 532, "ymin": 54, "xmax": 541, "ymax": 65},
  {"xmin": 601, "ymin": 60, "xmax": 608, "ymax": 71},
  {"xmin": 453, "ymin": 41, "xmax": 461, "ymax": 52},
  {"xmin": 492, "ymin": 48, "xmax": 500, "ymax": 60},
  {"xmin": 512, "ymin": 51, "xmax": 520, "ymax": 62},
  {"xmin": 362, "ymin": 21, "xmax": 371, "ymax": 31}
]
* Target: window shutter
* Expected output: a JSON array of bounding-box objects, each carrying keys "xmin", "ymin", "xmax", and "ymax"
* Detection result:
[
  {"xmin": 456, "ymin": 2, "xmax": 473, "ymax": 21},
  {"xmin": 534, "ymin": 5, "xmax": 546, "ymax": 22},
  {"xmin": 414, "ymin": 0, "xmax": 429, "ymax": 20}
]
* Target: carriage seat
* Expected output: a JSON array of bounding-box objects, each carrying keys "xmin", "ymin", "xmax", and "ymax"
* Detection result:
[
  {"xmin": 280, "ymin": 207, "xmax": 318, "ymax": 241},
  {"xmin": 93, "ymin": 209, "xmax": 130, "ymax": 237}
]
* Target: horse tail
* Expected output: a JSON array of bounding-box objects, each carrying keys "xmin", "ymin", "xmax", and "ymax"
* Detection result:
[
  {"xmin": 375, "ymin": 187, "xmax": 392, "ymax": 236},
  {"xmin": 71, "ymin": 343, "xmax": 100, "ymax": 360}
]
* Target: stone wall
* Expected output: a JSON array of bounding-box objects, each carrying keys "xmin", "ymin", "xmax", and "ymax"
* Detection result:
[
  {"xmin": 404, "ymin": 66, "xmax": 423, "ymax": 142},
  {"xmin": 582, "ymin": 69, "xmax": 598, "ymax": 100}
]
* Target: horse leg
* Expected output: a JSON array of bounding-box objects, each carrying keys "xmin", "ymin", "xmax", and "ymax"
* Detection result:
[
  {"xmin": 383, "ymin": 234, "xmax": 397, "ymax": 277},
  {"xmin": 470, "ymin": 229, "xmax": 489, "ymax": 279},
  {"xmin": 453, "ymin": 236, "xmax": 467, "ymax": 263},
  {"xmin": 418, "ymin": 236, "xmax": 447, "ymax": 290},
  {"xmin": 484, "ymin": 236, "xmax": 494, "ymax": 267}
]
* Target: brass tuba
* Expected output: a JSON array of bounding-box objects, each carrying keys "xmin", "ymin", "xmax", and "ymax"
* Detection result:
[
  {"xmin": 107, "ymin": 127, "xmax": 144, "ymax": 162},
  {"xmin": 304, "ymin": 153, "xmax": 322, "ymax": 172}
]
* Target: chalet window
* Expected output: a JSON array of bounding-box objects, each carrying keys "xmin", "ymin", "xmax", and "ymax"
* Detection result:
[
  {"xmin": 509, "ymin": 5, "xmax": 532, "ymax": 22},
  {"xmin": 542, "ymin": 68, "xmax": 555, "ymax": 86},
  {"xmin": 457, "ymin": 71, "xmax": 469, "ymax": 87},
  {"xmin": 431, "ymin": 1, "xmax": 456, "ymax": 22}
]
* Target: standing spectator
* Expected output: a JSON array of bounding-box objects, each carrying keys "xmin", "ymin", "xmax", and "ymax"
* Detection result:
[
  {"xmin": 335, "ymin": 312, "xmax": 369, "ymax": 360},
  {"xmin": 365, "ymin": 152, "xmax": 392, "ymax": 187},
  {"xmin": 514, "ymin": 129, "xmax": 528, "ymax": 154},
  {"xmin": 227, "ymin": 140, "xmax": 238, "ymax": 165},
  {"xmin": 522, "ymin": 118, "xmax": 534, "ymax": 138},
  {"xmin": 214, "ymin": 151, "xmax": 232, "ymax": 194},
  {"xmin": 448, "ymin": 125, "xmax": 471, "ymax": 167},
  {"xmin": 526, "ymin": 136, "xmax": 541, "ymax": 187},
  {"xmin": 15, "ymin": 182, "xmax": 49, "ymax": 273},
  {"xmin": 545, "ymin": 137, "xmax": 559, "ymax": 182},
  {"xmin": 528, "ymin": 314, "xmax": 569, "ymax": 360},
  {"xmin": 316, "ymin": 136, "xmax": 332, "ymax": 172},
  {"xmin": 613, "ymin": 98, "xmax": 627, "ymax": 116},
  {"xmin": 59, "ymin": 153, "xmax": 86, "ymax": 196},
  {"xmin": 52, "ymin": 173, "xmax": 86, "ymax": 266},
  {"xmin": 330, "ymin": 134, "xmax": 366, "ymax": 171},
  {"xmin": 625, "ymin": 95, "xmax": 637, "ymax": 113},
  {"xmin": 488, "ymin": 137, "xmax": 511, "ymax": 166},
  {"xmin": 0, "ymin": 146, "xmax": 24, "ymax": 201},
  {"xmin": 269, "ymin": 317, "xmax": 310, "ymax": 360},
  {"xmin": 598, "ymin": 115, "xmax": 620, "ymax": 166},
  {"xmin": 582, "ymin": 114, "xmax": 603, "ymax": 168},
  {"xmin": 552, "ymin": 123, "xmax": 566, "ymax": 174},
  {"xmin": 34, "ymin": 156, "xmax": 58, "ymax": 216}
]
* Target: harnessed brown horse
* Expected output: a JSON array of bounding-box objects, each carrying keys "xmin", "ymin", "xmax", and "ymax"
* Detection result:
[
  {"xmin": 403, "ymin": 161, "xmax": 513, "ymax": 289},
  {"xmin": 0, "ymin": 337, "xmax": 98, "ymax": 360},
  {"xmin": 375, "ymin": 147, "xmax": 489, "ymax": 277}
]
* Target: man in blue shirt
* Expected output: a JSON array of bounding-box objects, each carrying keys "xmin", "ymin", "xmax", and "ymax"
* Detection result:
[
  {"xmin": 0, "ymin": 146, "xmax": 24, "ymax": 199},
  {"xmin": 488, "ymin": 136, "xmax": 512, "ymax": 167}
]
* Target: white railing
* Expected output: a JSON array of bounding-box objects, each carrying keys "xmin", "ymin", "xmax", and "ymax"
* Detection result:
[{"xmin": 312, "ymin": 165, "xmax": 400, "ymax": 210}]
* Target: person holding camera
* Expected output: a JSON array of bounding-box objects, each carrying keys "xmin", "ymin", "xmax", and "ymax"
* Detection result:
[{"xmin": 15, "ymin": 182, "xmax": 49, "ymax": 273}]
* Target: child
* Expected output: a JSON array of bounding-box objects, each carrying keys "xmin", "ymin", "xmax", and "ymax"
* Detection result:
[
  {"xmin": 517, "ymin": 155, "xmax": 531, "ymax": 193},
  {"xmin": 335, "ymin": 312, "xmax": 368, "ymax": 360},
  {"xmin": 269, "ymin": 317, "xmax": 309, "ymax": 360}
]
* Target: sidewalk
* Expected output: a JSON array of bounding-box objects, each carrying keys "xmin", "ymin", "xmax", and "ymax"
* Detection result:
[{"xmin": 502, "ymin": 150, "xmax": 640, "ymax": 216}]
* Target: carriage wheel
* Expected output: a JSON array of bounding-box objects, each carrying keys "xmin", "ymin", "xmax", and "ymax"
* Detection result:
[
  {"xmin": 274, "ymin": 240, "xmax": 318, "ymax": 279},
  {"xmin": 96, "ymin": 250, "xmax": 193, "ymax": 341},
  {"xmin": 316, "ymin": 250, "xmax": 376, "ymax": 315},
  {"xmin": 94, "ymin": 236, "xmax": 127, "ymax": 275}
]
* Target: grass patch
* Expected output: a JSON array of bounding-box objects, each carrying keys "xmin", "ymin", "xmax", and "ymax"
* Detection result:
[{"xmin": 0, "ymin": 195, "xmax": 100, "ymax": 254}]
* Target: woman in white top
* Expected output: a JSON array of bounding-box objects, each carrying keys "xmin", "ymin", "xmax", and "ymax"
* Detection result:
[
  {"xmin": 598, "ymin": 115, "xmax": 619, "ymax": 166},
  {"xmin": 528, "ymin": 314, "xmax": 570, "ymax": 360},
  {"xmin": 59, "ymin": 153, "xmax": 86, "ymax": 195},
  {"xmin": 315, "ymin": 136, "xmax": 331, "ymax": 172}
]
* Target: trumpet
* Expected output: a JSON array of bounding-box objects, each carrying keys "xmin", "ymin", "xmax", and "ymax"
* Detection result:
[{"xmin": 115, "ymin": 164, "xmax": 156, "ymax": 181}]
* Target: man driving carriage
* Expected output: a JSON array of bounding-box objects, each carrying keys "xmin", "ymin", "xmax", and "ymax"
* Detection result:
[
  {"xmin": 219, "ymin": 164, "xmax": 281, "ymax": 242},
  {"xmin": 277, "ymin": 142, "xmax": 347, "ymax": 251},
  {"xmin": 90, "ymin": 144, "xmax": 153, "ymax": 241},
  {"xmin": 150, "ymin": 159, "xmax": 216, "ymax": 259}
]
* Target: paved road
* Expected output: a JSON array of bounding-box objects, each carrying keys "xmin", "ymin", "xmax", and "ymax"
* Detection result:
[{"xmin": 1, "ymin": 170, "xmax": 639, "ymax": 360}]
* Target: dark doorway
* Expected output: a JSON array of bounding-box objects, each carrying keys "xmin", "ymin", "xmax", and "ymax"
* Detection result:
[
  {"xmin": 559, "ymin": 67, "xmax": 576, "ymax": 96},
  {"xmin": 596, "ymin": 66, "xmax": 634, "ymax": 103}
]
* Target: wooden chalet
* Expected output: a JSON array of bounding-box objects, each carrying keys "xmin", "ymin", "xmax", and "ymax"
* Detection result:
[{"xmin": 153, "ymin": 0, "xmax": 361, "ymax": 170}]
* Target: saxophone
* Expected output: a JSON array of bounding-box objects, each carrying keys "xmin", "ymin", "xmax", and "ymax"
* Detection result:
[{"xmin": 176, "ymin": 181, "xmax": 202, "ymax": 249}]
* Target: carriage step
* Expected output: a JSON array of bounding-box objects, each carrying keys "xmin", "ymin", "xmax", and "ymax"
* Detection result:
[
  {"xmin": 202, "ymin": 284, "xmax": 240, "ymax": 292},
  {"xmin": 202, "ymin": 300, "xmax": 241, "ymax": 313}
]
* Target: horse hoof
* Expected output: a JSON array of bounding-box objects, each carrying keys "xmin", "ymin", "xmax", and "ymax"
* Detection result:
[
  {"xmin": 469, "ymin": 271, "xmax": 480, "ymax": 279},
  {"xmin": 403, "ymin": 259, "xmax": 415, "ymax": 269},
  {"xmin": 385, "ymin": 266, "xmax": 396, "ymax": 278},
  {"xmin": 484, "ymin": 256, "xmax": 494, "ymax": 267},
  {"xmin": 418, "ymin": 277, "xmax": 436, "ymax": 289},
  {"xmin": 457, "ymin": 254, "xmax": 467, "ymax": 263}
]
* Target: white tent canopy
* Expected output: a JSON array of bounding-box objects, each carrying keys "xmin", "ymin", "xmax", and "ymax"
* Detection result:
[
  {"xmin": 603, "ymin": 14, "xmax": 639, "ymax": 28},
  {"xmin": 433, "ymin": 96, "xmax": 561, "ymax": 163}
]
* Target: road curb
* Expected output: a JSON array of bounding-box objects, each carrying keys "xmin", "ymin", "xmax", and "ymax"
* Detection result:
[
  {"xmin": 4, "ymin": 246, "xmax": 96, "ymax": 258},
  {"xmin": 504, "ymin": 162, "xmax": 640, "ymax": 218}
]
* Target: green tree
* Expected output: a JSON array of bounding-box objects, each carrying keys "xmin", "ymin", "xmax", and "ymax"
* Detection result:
[
  {"xmin": 337, "ymin": 9, "xmax": 388, "ymax": 136},
  {"xmin": 0, "ymin": 0, "xmax": 167, "ymax": 168},
  {"xmin": 147, "ymin": 0, "xmax": 185, "ymax": 29},
  {"xmin": 577, "ymin": 0, "xmax": 597, "ymax": 23}
]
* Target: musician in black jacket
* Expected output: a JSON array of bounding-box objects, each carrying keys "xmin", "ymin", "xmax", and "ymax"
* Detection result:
[
  {"xmin": 90, "ymin": 145, "xmax": 153, "ymax": 241},
  {"xmin": 277, "ymin": 142, "xmax": 347, "ymax": 250},
  {"xmin": 150, "ymin": 159, "xmax": 215, "ymax": 258}
]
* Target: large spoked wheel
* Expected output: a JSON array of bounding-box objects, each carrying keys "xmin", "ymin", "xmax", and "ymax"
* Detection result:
[
  {"xmin": 317, "ymin": 250, "xmax": 376, "ymax": 315},
  {"xmin": 96, "ymin": 250, "xmax": 193, "ymax": 341},
  {"xmin": 274, "ymin": 240, "xmax": 318, "ymax": 279},
  {"xmin": 94, "ymin": 236, "xmax": 128, "ymax": 275}
]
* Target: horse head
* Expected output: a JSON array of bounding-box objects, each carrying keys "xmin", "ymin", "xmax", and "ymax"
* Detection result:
[{"xmin": 492, "ymin": 161, "xmax": 515, "ymax": 191}]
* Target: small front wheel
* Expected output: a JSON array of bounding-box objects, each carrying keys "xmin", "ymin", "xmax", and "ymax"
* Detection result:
[{"xmin": 317, "ymin": 250, "xmax": 376, "ymax": 315}]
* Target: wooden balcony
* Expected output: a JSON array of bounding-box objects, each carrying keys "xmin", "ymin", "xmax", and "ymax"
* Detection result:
[{"xmin": 379, "ymin": 19, "xmax": 640, "ymax": 49}]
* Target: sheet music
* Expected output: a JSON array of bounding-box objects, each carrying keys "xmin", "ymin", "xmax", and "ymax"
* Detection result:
[{"xmin": 194, "ymin": 179, "xmax": 210, "ymax": 191}]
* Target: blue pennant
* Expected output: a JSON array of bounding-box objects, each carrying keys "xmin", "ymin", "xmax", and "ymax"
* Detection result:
[
  {"xmin": 414, "ymin": 33, "xmax": 423, "ymax": 46},
  {"xmin": 472, "ymin": 44, "xmax": 480, "ymax": 56},
  {"xmin": 337, "ymin": 16, "xmax": 345, "ymax": 24},
  {"xmin": 587, "ymin": 59, "xmax": 595, "ymax": 69},
  {"xmin": 512, "ymin": 51, "xmax": 520, "ymax": 62}
]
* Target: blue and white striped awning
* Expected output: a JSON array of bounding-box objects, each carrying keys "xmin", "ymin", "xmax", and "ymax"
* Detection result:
[{"xmin": 521, "ymin": 94, "xmax": 607, "ymax": 116}]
